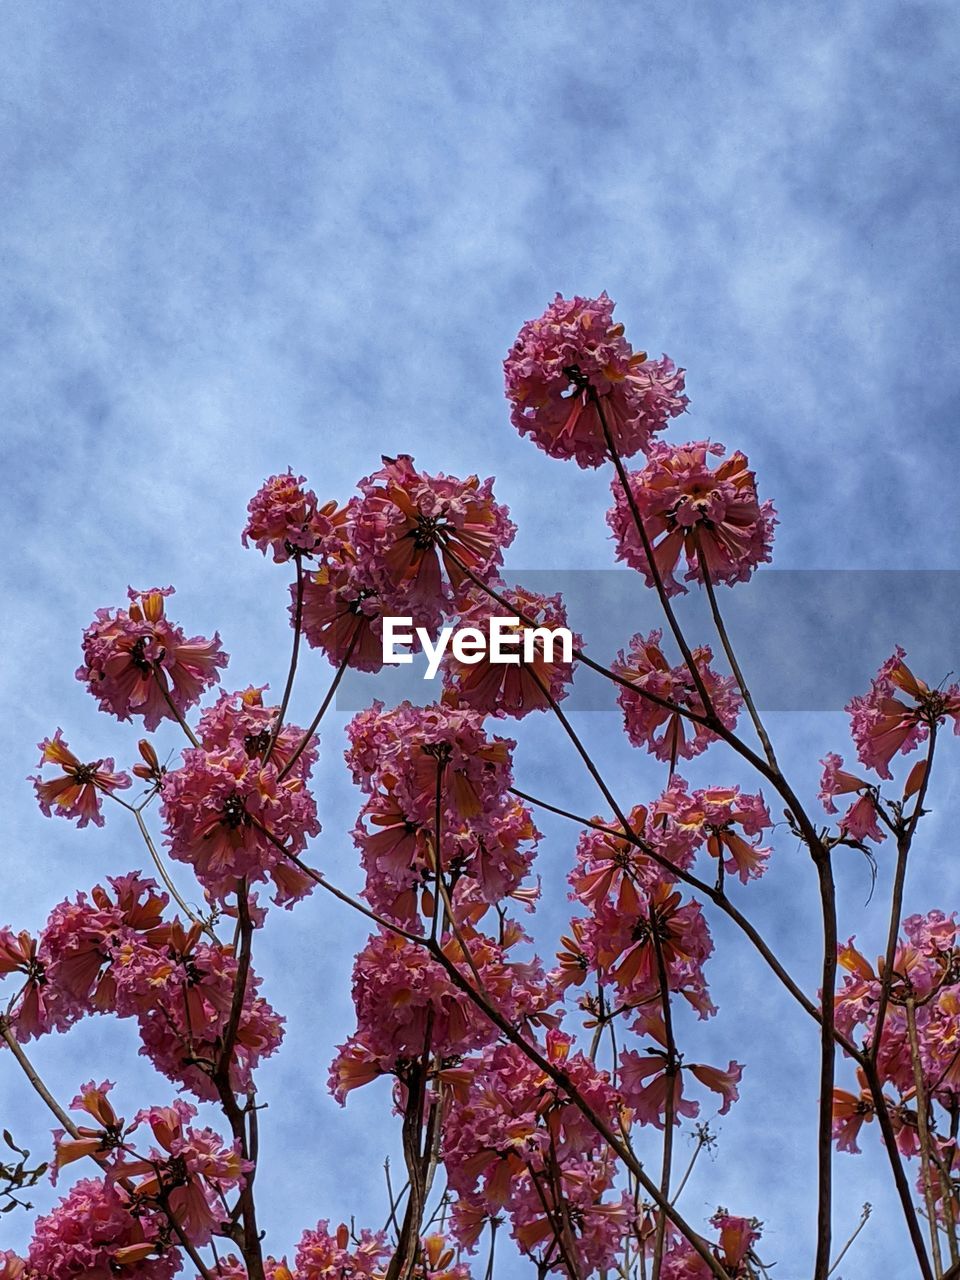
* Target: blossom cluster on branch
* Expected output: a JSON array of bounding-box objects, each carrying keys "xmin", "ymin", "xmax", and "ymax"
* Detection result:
[{"xmin": 3, "ymin": 291, "xmax": 956, "ymax": 1280}]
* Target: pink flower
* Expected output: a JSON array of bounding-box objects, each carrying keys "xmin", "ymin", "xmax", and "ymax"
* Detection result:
[
  {"xmin": 441, "ymin": 584, "xmax": 581, "ymax": 717},
  {"xmin": 120, "ymin": 1105, "xmax": 249, "ymax": 1246},
  {"xmin": 295, "ymin": 1220, "xmax": 387, "ymax": 1280},
  {"xmin": 243, "ymin": 470, "xmax": 348, "ymax": 563},
  {"xmin": 0, "ymin": 929, "xmax": 51, "ymax": 1041},
  {"xmin": 570, "ymin": 873, "xmax": 715, "ymax": 1021},
  {"xmin": 710, "ymin": 1211, "xmax": 762, "ymax": 1272},
  {"xmin": 345, "ymin": 701, "xmax": 514, "ymax": 828},
  {"xmin": 352, "ymin": 455, "xmax": 515, "ymax": 630},
  {"xmin": 504, "ymin": 293, "xmax": 687, "ymax": 468},
  {"xmin": 819, "ymin": 754, "xmax": 886, "ymax": 842},
  {"xmin": 26, "ymin": 1177, "xmax": 177, "ymax": 1280},
  {"xmin": 53, "ymin": 1080, "xmax": 126, "ymax": 1179},
  {"xmin": 299, "ymin": 534, "xmax": 386, "ymax": 673},
  {"xmin": 0, "ymin": 1253, "xmax": 26, "ymax": 1280},
  {"xmin": 668, "ymin": 784, "xmax": 773, "ymax": 883},
  {"xmin": 832, "ymin": 1072, "xmax": 875, "ymax": 1154},
  {"xmin": 689, "ymin": 1060, "xmax": 744, "ymax": 1114},
  {"xmin": 30, "ymin": 729, "xmax": 130, "ymax": 828},
  {"xmin": 160, "ymin": 743, "xmax": 320, "ymax": 904},
  {"xmin": 132, "ymin": 924, "xmax": 285, "ymax": 1100},
  {"xmin": 442, "ymin": 1035, "xmax": 624, "ymax": 1272},
  {"xmin": 845, "ymin": 648, "xmax": 960, "ymax": 779},
  {"xmin": 77, "ymin": 587, "xmax": 227, "ymax": 731},
  {"xmin": 608, "ymin": 442, "xmax": 776, "ymax": 595},
  {"xmin": 353, "ymin": 788, "xmax": 538, "ymax": 929},
  {"xmin": 196, "ymin": 686, "xmax": 317, "ymax": 781},
  {"xmin": 619, "ymin": 1050, "xmax": 698, "ymax": 1129},
  {"xmin": 613, "ymin": 631, "xmax": 741, "ymax": 762},
  {"xmin": 30, "ymin": 878, "xmax": 284, "ymax": 1099},
  {"xmin": 819, "ymin": 752, "xmax": 870, "ymax": 812},
  {"xmin": 330, "ymin": 928, "xmax": 552, "ymax": 1098},
  {"xmin": 15, "ymin": 875, "xmax": 169, "ymax": 1040}
]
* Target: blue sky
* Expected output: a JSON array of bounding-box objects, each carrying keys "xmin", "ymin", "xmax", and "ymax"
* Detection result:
[{"xmin": 2, "ymin": 2, "xmax": 959, "ymax": 1275}]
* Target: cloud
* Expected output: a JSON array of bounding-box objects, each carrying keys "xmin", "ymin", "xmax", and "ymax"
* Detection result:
[{"xmin": 1, "ymin": 2, "xmax": 958, "ymax": 1273}]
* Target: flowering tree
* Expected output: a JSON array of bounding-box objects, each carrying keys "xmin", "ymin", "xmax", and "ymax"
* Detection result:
[{"xmin": 2, "ymin": 292, "xmax": 958, "ymax": 1280}]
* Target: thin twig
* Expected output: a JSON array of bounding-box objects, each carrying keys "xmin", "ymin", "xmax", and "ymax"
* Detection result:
[{"xmin": 265, "ymin": 554, "xmax": 305, "ymax": 764}]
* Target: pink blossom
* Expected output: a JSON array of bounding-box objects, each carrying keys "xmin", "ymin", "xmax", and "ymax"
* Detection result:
[
  {"xmin": 16, "ymin": 874, "xmax": 169, "ymax": 1039},
  {"xmin": 710, "ymin": 1211, "xmax": 762, "ymax": 1272},
  {"xmin": 612, "ymin": 631, "xmax": 741, "ymax": 762},
  {"xmin": 30, "ymin": 728, "xmax": 131, "ymax": 828},
  {"xmin": 667, "ymin": 784, "xmax": 773, "ymax": 883},
  {"xmin": 441, "ymin": 584, "xmax": 581, "ymax": 717},
  {"xmin": 120, "ymin": 1104, "xmax": 249, "ymax": 1245},
  {"xmin": 353, "ymin": 789, "xmax": 538, "ymax": 929},
  {"xmin": 689, "ymin": 1060, "xmax": 744, "ymax": 1114},
  {"xmin": 26, "ymin": 1177, "xmax": 178, "ymax": 1280},
  {"xmin": 442, "ymin": 1035, "xmax": 624, "ymax": 1271},
  {"xmin": 608, "ymin": 442, "xmax": 776, "ymax": 595},
  {"xmin": 619, "ymin": 1050, "xmax": 699, "ymax": 1129},
  {"xmin": 0, "ymin": 928, "xmax": 51, "ymax": 1041},
  {"xmin": 345, "ymin": 702, "xmax": 514, "ymax": 828},
  {"xmin": 504, "ymin": 293, "xmax": 687, "ymax": 468},
  {"xmin": 53, "ymin": 1080, "xmax": 126, "ymax": 1179},
  {"xmin": 295, "ymin": 1220, "xmax": 387, "ymax": 1280},
  {"xmin": 845, "ymin": 648, "xmax": 960, "ymax": 779},
  {"xmin": 832, "ymin": 1072, "xmax": 875, "ymax": 1154},
  {"xmin": 568, "ymin": 873, "xmax": 715, "ymax": 1021},
  {"xmin": 330, "ymin": 928, "xmax": 552, "ymax": 1099},
  {"xmin": 160, "ymin": 743, "xmax": 320, "ymax": 904},
  {"xmin": 299, "ymin": 533, "xmax": 386, "ymax": 673},
  {"xmin": 352, "ymin": 455, "xmax": 515, "ymax": 630},
  {"xmin": 77, "ymin": 587, "xmax": 227, "ymax": 731},
  {"xmin": 243, "ymin": 470, "xmax": 348, "ymax": 563},
  {"xmin": 197, "ymin": 686, "xmax": 317, "ymax": 781},
  {"xmin": 28, "ymin": 881, "xmax": 284, "ymax": 1099}
]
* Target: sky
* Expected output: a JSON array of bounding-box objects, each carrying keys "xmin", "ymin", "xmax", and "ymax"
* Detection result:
[{"xmin": 1, "ymin": 2, "xmax": 960, "ymax": 1275}]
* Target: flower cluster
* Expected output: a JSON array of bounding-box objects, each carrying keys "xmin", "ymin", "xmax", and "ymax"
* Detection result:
[
  {"xmin": 345, "ymin": 702, "xmax": 540, "ymax": 926},
  {"xmin": 504, "ymin": 293, "xmax": 687, "ymax": 468},
  {"xmin": 243, "ymin": 470, "xmax": 348, "ymax": 563},
  {"xmin": 441, "ymin": 584, "xmax": 580, "ymax": 718},
  {"xmin": 443, "ymin": 1032, "xmax": 628, "ymax": 1272},
  {"xmin": 612, "ymin": 630, "xmax": 741, "ymax": 763},
  {"xmin": 834, "ymin": 910, "xmax": 960, "ymax": 1159},
  {"xmin": 25, "ymin": 1176, "xmax": 178, "ymax": 1280},
  {"xmin": 608, "ymin": 441, "xmax": 776, "ymax": 595},
  {"xmin": 30, "ymin": 729, "xmax": 131, "ymax": 828},
  {"xmin": 330, "ymin": 925, "xmax": 553, "ymax": 1101},
  {"xmin": 352, "ymin": 454, "xmax": 515, "ymax": 631},
  {"xmin": 8, "ymin": 290, "xmax": 817, "ymax": 1278},
  {"xmin": 244, "ymin": 458, "xmax": 516, "ymax": 671},
  {"xmin": 160, "ymin": 732, "xmax": 319, "ymax": 906},
  {"xmin": 845, "ymin": 647, "xmax": 960, "ymax": 780},
  {"xmin": 0, "ymin": 874, "xmax": 283, "ymax": 1100},
  {"xmin": 77, "ymin": 587, "xmax": 227, "ymax": 731},
  {"xmin": 658, "ymin": 1212, "xmax": 763, "ymax": 1279}
]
